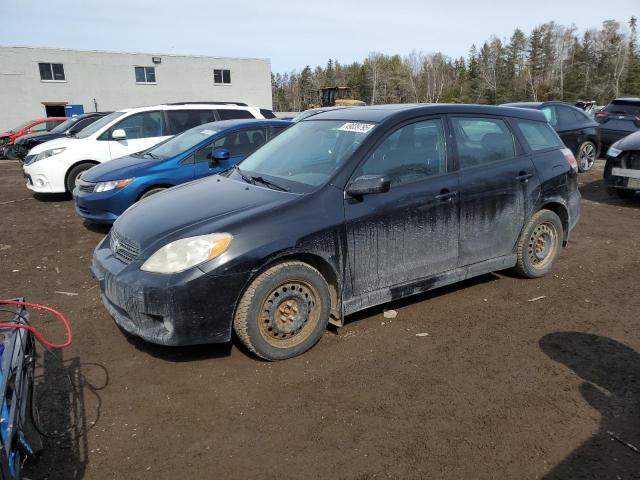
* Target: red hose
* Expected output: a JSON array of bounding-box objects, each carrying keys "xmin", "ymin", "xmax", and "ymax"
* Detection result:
[{"xmin": 0, "ymin": 299, "xmax": 72, "ymax": 349}]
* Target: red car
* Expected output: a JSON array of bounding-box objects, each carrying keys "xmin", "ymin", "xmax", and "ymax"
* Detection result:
[{"xmin": 0, "ymin": 117, "xmax": 66, "ymax": 158}]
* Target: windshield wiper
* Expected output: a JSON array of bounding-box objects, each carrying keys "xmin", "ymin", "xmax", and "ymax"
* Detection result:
[
  {"xmin": 248, "ymin": 175, "xmax": 289, "ymax": 192},
  {"xmin": 143, "ymin": 152, "xmax": 158, "ymax": 159},
  {"xmin": 233, "ymin": 166, "xmax": 254, "ymax": 184}
]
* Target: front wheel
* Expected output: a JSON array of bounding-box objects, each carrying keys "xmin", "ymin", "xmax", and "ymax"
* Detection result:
[
  {"xmin": 233, "ymin": 261, "xmax": 330, "ymax": 360},
  {"xmin": 577, "ymin": 141, "xmax": 597, "ymax": 172},
  {"xmin": 513, "ymin": 209, "xmax": 563, "ymax": 278},
  {"xmin": 66, "ymin": 163, "xmax": 95, "ymax": 193}
]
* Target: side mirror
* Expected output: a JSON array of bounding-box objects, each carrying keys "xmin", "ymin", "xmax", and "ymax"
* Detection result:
[
  {"xmin": 112, "ymin": 129, "xmax": 127, "ymax": 140},
  {"xmin": 346, "ymin": 175, "xmax": 390, "ymax": 197},
  {"xmin": 210, "ymin": 147, "xmax": 230, "ymax": 165}
]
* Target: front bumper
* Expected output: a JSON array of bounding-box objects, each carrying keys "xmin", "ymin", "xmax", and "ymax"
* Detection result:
[
  {"xmin": 73, "ymin": 184, "xmax": 140, "ymax": 224},
  {"xmin": 23, "ymin": 161, "xmax": 66, "ymax": 193},
  {"xmin": 91, "ymin": 235, "xmax": 249, "ymax": 346},
  {"xmin": 604, "ymin": 157, "xmax": 640, "ymax": 191}
]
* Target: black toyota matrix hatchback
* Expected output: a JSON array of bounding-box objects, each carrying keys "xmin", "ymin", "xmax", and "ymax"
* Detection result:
[{"xmin": 92, "ymin": 104, "xmax": 581, "ymax": 360}]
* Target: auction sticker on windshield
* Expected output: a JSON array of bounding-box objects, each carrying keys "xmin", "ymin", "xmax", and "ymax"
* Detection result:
[{"xmin": 338, "ymin": 123, "xmax": 375, "ymax": 133}]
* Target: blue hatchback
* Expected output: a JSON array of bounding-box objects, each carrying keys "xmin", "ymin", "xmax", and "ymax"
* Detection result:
[{"xmin": 73, "ymin": 119, "xmax": 291, "ymax": 223}]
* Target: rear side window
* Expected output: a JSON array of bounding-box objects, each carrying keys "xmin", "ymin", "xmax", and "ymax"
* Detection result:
[
  {"xmin": 540, "ymin": 106, "xmax": 558, "ymax": 126},
  {"xmin": 450, "ymin": 117, "xmax": 516, "ymax": 168},
  {"xmin": 167, "ymin": 110, "xmax": 217, "ymax": 134},
  {"xmin": 513, "ymin": 120, "xmax": 563, "ymax": 151},
  {"xmin": 604, "ymin": 100, "xmax": 640, "ymax": 115},
  {"xmin": 260, "ymin": 109, "xmax": 276, "ymax": 119},
  {"xmin": 217, "ymin": 109, "xmax": 255, "ymax": 120}
]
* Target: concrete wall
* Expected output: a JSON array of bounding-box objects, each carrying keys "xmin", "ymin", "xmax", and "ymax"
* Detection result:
[{"xmin": 0, "ymin": 46, "xmax": 272, "ymax": 131}]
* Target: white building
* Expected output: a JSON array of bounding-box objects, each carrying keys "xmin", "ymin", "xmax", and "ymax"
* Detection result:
[{"xmin": 0, "ymin": 46, "xmax": 272, "ymax": 131}]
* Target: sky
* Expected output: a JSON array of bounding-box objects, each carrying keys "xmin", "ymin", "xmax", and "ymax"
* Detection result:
[{"xmin": 0, "ymin": 0, "xmax": 638, "ymax": 73}]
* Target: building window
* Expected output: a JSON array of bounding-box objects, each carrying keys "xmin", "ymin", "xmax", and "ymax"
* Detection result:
[
  {"xmin": 135, "ymin": 66, "xmax": 156, "ymax": 84},
  {"xmin": 214, "ymin": 69, "xmax": 231, "ymax": 84},
  {"xmin": 39, "ymin": 63, "xmax": 65, "ymax": 81}
]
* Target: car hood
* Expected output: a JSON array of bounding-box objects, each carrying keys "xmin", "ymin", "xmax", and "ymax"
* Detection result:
[
  {"xmin": 28, "ymin": 136, "xmax": 76, "ymax": 155},
  {"xmin": 16, "ymin": 132, "xmax": 64, "ymax": 144},
  {"xmin": 616, "ymin": 130, "xmax": 640, "ymax": 150},
  {"xmin": 112, "ymin": 175, "xmax": 295, "ymax": 251},
  {"xmin": 82, "ymin": 154, "xmax": 158, "ymax": 182}
]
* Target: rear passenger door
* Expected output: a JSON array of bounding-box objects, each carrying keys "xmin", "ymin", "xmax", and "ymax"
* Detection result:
[
  {"xmin": 344, "ymin": 117, "xmax": 459, "ymax": 297},
  {"xmin": 451, "ymin": 116, "xmax": 538, "ymax": 266},
  {"xmin": 193, "ymin": 127, "xmax": 267, "ymax": 178}
]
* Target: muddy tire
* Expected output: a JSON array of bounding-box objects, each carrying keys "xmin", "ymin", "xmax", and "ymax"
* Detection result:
[
  {"xmin": 577, "ymin": 141, "xmax": 597, "ymax": 172},
  {"xmin": 139, "ymin": 187, "xmax": 166, "ymax": 200},
  {"xmin": 233, "ymin": 261, "xmax": 330, "ymax": 361},
  {"xmin": 513, "ymin": 209, "xmax": 563, "ymax": 278},
  {"xmin": 66, "ymin": 163, "xmax": 95, "ymax": 193}
]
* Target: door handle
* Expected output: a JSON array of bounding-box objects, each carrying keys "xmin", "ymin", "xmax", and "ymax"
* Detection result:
[
  {"xmin": 516, "ymin": 172, "xmax": 533, "ymax": 183},
  {"xmin": 435, "ymin": 190, "xmax": 457, "ymax": 202}
]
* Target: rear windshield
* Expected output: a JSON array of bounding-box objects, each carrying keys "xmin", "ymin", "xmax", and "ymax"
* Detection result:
[
  {"xmin": 513, "ymin": 119, "xmax": 563, "ymax": 151},
  {"xmin": 604, "ymin": 101, "xmax": 640, "ymax": 115}
]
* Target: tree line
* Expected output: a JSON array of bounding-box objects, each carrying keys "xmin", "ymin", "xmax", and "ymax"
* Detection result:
[{"xmin": 272, "ymin": 17, "xmax": 640, "ymax": 111}]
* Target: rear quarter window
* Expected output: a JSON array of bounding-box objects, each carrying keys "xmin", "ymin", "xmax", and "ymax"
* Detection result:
[
  {"xmin": 513, "ymin": 120, "xmax": 563, "ymax": 151},
  {"xmin": 217, "ymin": 109, "xmax": 255, "ymax": 120}
]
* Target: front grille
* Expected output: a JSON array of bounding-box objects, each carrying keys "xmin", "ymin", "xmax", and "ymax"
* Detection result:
[
  {"xmin": 110, "ymin": 230, "xmax": 141, "ymax": 264},
  {"xmin": 78, "ymin": 179, "xmax": 96, "ymax": 193},
  {"xmin": 624, "ymin": 151, "xmax": 640, "ymax": 170},
  {"xmin": 23, "ymin": 154, "xmax": 35, "ymax": 165}
]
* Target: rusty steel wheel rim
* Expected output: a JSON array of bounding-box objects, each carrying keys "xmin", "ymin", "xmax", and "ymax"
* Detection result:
[
  {"xmin": 528, "ymin": 222, "xmax": 558, "ymax": 268},
  {"xmin": 259, "ymin": 280, "xmax": 320, "ymax": 348}
]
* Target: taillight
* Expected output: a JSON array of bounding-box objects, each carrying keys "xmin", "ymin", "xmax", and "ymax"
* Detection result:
[
  {"xmin": 595, "ymin": 111, "xmax": 608, "ymax": 118},
  {"xmin": 562, "ymin": 148, "xmax": 578, "ymax": 171}
]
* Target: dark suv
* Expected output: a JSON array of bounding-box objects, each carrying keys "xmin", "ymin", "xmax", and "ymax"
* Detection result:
[
  {"xmin": 595, "ymin": 97, "xmax": 640, "ymax": 149},
  {"xmin": 92, "ymin": 104, "xmax": 581, "ymax": 360}
]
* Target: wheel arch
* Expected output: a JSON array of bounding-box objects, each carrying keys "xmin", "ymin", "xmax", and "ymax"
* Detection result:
[
  {"xmin": 136, "ymin": 184, "xmax": 175, "ymax": 201},
  {"xmin": 235, "ymin": 251, "xmax": 343, "ymax": 328},
  {"xmin": 64, "ymin": 160, "xmax": 100, "ymax": 192},
  {"xmin": 539, "ymin": 201, "xmax": 569, "ymax": 244}
]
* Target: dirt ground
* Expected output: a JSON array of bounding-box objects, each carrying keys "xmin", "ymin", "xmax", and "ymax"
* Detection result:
[{"xmin": 0, "ymin": 159, "xmax": 639, "ymax": 479}]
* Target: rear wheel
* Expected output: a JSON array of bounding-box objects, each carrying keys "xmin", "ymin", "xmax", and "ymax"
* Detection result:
[
  {"xmin": 513, "ymin": 209, "xmax": 563, "ymax": 278},
  {"xmin": 65, "ymin": 163, "xmax": 95, "ymax": 193},
  {"xmin": 233, "ymin": 261, "xmax": 330, "ymax": 361},
  {"xmin": 577, "ymin": 141, "xmax": 597, "ymax": 172}
]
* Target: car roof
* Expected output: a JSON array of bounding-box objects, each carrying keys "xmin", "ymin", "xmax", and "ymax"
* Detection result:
[
  {"xmin": 307, "ymin": 103, "xmax": 547, "ymax": 122},
  {"xmin": 114, "ymin": 103, "xmax": 258, "ymax": 114},
  {"xmin": 191, "ymin": 118, "xmax": 291, "ymax": 131}
]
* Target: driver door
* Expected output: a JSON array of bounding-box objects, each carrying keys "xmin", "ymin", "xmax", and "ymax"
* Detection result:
[
  {"xmin": 104, "ymin": 111, "xmax": 169, "ymax": 160},
  {"xmin": 344, "ymin": 117, "xmax": 460, "ymax": 298}
]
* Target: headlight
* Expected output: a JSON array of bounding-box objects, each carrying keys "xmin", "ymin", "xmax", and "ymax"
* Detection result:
[
  {"xmin": 94, "ymin": 178, "xmax": 134, "ymax": 192},
  {"xmin": 33, "ymin": 147, "xmax": 66, "ymax": 162},
  {"xmin": 607, "ymin": 145, "xmax": 623, "ymax": 157},
  {"xmin": 141, "ymin": 233, "xmax": 232, "ymax": 274}
]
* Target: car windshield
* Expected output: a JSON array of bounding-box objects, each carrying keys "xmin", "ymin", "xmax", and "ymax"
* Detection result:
[
  {"xmin": 238, "ymin": 119, "xmax": 376, "ymax": 192},
  {"xmin": 50, "ymin": 118, "xmax": 78, "ymax": 134},
  {"xmin": 9, "ymin": 120, "xmax": 32, "ymax": 133},
  {"xmin": 146, "ymin": 124, "xmax": 222, "ymax": 160},
  {"xmin": 76, "ymin": 111, "xmax": 125, "ymax": 138}
]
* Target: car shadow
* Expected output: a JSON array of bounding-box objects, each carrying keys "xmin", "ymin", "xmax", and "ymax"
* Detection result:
[
  {"xmin": 539, "ymin": 332, "xmax": 640, "ymax": 478},
  {"xmin": 24, "ymin": 350, "xmax": 109, "ymax": 480},
  {"xmin": 579, "ymin": 177, "xmax": 640, "ymax": 208},
  {"xmin": 123, "ymin": 332, "xmax": 234, "ymax": 362},
  {"xmin": 83, "ymin": 221, "xmax": 112, "ymax": 234},
  {"xmin": 33, "ymin": 192, "xmax": 72, "ymax": 202}
]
